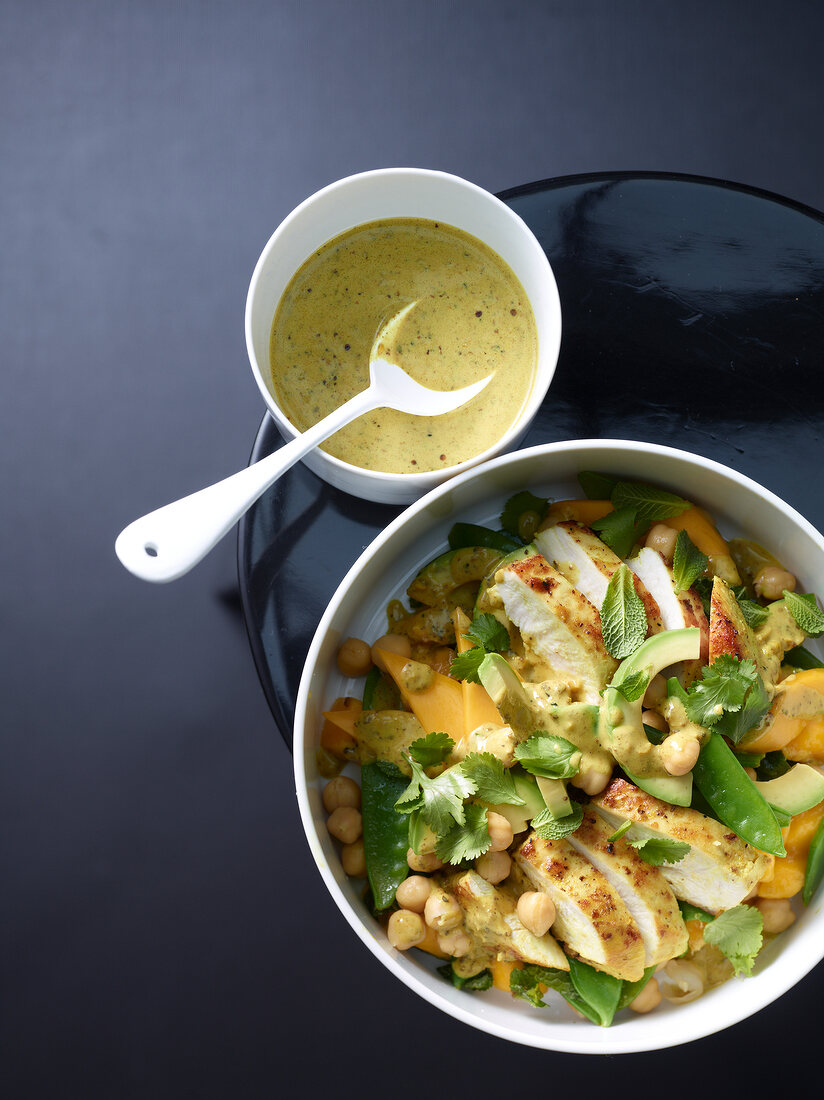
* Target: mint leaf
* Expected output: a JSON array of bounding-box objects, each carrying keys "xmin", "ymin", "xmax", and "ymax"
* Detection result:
[
  {"xmin": 449, "ymin": 647, "xmax": 486, "ymax": 683},
  {"xmin": 600, "ymin": 563, "xmax": 648, "ymax": 659},
  {"xmin": 435, "ymin": 801, "xmax": 491, "ymax": 863},
  {"xmin": 461, "ymin": 752, "xmax": 525, "ymax": 806},
  {"xmin": 464, "ymin": 612, "xmax": 510, "ymax": 653},
  {"xmin": 611, "ymin": 480, "xmax": 690, "ymax": 525},
  {"xmin": 408, "ymin": 731, "xmax": 454, "ymax": 768},
  {"xmin": 703, "ymin": 905, "xmax": 763, "ymax": 977},
  {"xmin": 629, "ymin": 835, "xmax": 690, "ymax": 866},
  {"xmin": 395, "ymin": 757, "xmax": 476, "ymax": 836},
  {"xmin": 784, "ymin": 644, "xmax": 824, "ymax": 670},
  {"xmin": 514, "ymin": 733, "xmax": 582, "ymax": 779},
  {"xmin": 738, "ymin": 599, "xmax": 770, "ymax": 628},
  {"xmin": 684, "ymin": 655, "xmax": 757, "ymax": 726},
  {"xmin": 609, "ymin": 668, "xmax": 649, "ymax": 703},
  {"xmin": 672, "ymin": 529, "xmax": 708, "ymax": 593},
  {"xmin": 591, "ymin": 506, "xmax": 647, "ymax": 559},
  {"xmin": 437, "ymin": 963, "xmax": 493, "ymax": 991},
  {"xmin": 578, "ymin": 470, "xmax": 618, "ymax": 499},
  {"xmin": 532, "ymin": 800, "xmax": 584, "ymax": 839},
  {"xmin": 500, "ymin": 491, "xmax": 549, "ymax": 537},
  {"xmin": 784, "ymin": 591, "xmax": 824, "ymax": 637}
]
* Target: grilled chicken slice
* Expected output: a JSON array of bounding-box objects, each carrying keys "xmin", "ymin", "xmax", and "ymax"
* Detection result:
[
  {"xmin": 512, "ymin": 832, "xmax": 646, "ymax": 981},
  {"xmin": 493, "ymin": 554, "xmax": 618, "ymax": 704},
  {"xmin": 535, "ymin": 522, "xmax": 663, "ymax": 633},
  {"xmin": 626, "ymin": 547, "xmax": 709, "ymax": 680},
  {"xmin": 567, "ymin": 809, "xmax": 688, "ymax": 967},
  {"xmin": 591, "ymin": 777, "xmax": 771, "ymax": 913},
  {"xmin": 708, "ymin": 576, "xmax": 777, "ymax": 689},
  {"xmin": 447, "ymin": 870, "xmax": 569, "ymax": 970}
]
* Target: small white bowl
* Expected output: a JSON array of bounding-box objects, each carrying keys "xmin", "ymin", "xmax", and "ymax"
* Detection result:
[
  {"xmin": 245, "ymin": 168, "xmax": 561, "ymax": 504},
  {"xmin": 293, "ymin": 439, "xmax": 824, "ymax": 1054}
]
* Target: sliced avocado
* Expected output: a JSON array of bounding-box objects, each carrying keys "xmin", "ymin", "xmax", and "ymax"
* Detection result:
[
  {"xmin": 477, "ymin": 652, "xmax": 535, "ymax": 733},
  {"xmin": 755, "ymin": 763, "xmax": 824, "ymax": 816},
  {"xmin": 487, "ymin": 771, "xmax": 544, "ymax": 833},
  {"xmin": 407, "ymin": 546, "xmax": 504, "ymax": 608},
  {"xmin": 599, "ymin": 628, "xmax": 702, "ymax": 807},
  {"xmin": 536, "ymin": 775, "xmax": 573, "ymax": 818}
]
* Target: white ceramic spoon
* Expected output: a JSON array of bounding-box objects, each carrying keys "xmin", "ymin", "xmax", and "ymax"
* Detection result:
[{"xmin": 115, "ymin": 303, "xmax": 491, "ymax": 583}]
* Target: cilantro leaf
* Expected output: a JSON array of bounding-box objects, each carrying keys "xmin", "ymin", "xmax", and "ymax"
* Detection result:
[
  {"xmin": 611, "ymin": 480, "xmax": 690, "ymax": 526},
  {"xmin": 500, "ymin": 491, "xmax": 549, "ymax": 537},
  {"xmin": 464, "ymin": 612, "xmax": 510, "ymax": 653},
  {"xmin": 684, "ymin": 655, "xmax": 757, "ymax": 726},
  {"xmin": 449, "ymin": 647, "xmax": 486, "ymax": 683},
  {"xmin": 532, "ymin": 800, "xmax": 584, "ymax": 839},
  {"xmin": 435, "ymin": 801, "xmax": 491, "ymax": 863},
  {"xmin": 600, "ymin": 563, "xmax": 648, "ymax": 659},
  {"xmin": 629, "ymin": 835, "xmax": 690, "ymax": 866},
  {"xmin": 461, "ymin": 752, "xmax": 525, "ymax": 806},
  {"xmin": 514, "ymin": 733, "xmax": 582, "ymax": 779},
  {"xmin": 609, "ymin": 668, "xmax": 649, "ymax": 703},
  {"xmin": 395, "ymin": 757, "xmax": 476, "ymax": 836},
  {"xmin": 784, "ymin": 591, "xmax": 824, "ymax": 637},
  {"xmin": 437, "ymin": 963, "xmax": 493, "ymax": 991},
  {"xmin": 578, "ymin": 470, "xmax": 619, "ymax": 500},
  {"xmin": 672, "ymin": 529, "xmax": 708, "ymax": 593},
  {"xmin": 591, "ymin": 506, "xmax": 647, "ymax": 559},
  {"xmin": 703, "ymin": 905, "xmax": 764, "ymax": 976},
  {"xmin": 715, "ymin": 667, "xmax": 771, "ymax": 745},
  {"xmin": 408, "ymin": 731, "xmax": 454, "ymax": 768}
]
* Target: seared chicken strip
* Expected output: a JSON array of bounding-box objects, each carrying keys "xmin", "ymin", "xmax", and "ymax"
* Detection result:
[
  {"xmin": 591, "ymin": 777, "xmax": 771, "ymax": 912},
  {"xmin": 567, "ymin": 809, "xmax": 688, "ymax": 967},
  {"xmin": 536, "ymin": 522, "xmax": 663, "ymax": 633},
  {"xmin": 512, "ymin": 832, "xmax": 646, "ymax": 981},
  {"xmin": 708, "ymin": 576, "xmax": 776, "ymax": 690},
  {"xmin": 493, "ymin": 554, "xmax": 618, "ymax": 704},
  {"xmin": 447, "ymin": 870, "xmax": 569, "ymax": 970}
]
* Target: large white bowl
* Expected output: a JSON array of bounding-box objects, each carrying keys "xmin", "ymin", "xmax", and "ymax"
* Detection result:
[
  {"xmin": 294, "ymin": 438, "xmax": 824, "ymax": 1053},
  {"xmin": 245, "ymin": 168, "xmax": 561, "ymax": 504}
]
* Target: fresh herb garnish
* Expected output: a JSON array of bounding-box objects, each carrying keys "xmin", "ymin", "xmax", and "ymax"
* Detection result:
[
  {"xmin": 600, "ymin": 563, "xmax": 648, "ymax": 659},
  {"xmin": 461, "ymin": 751, "xmax": 525, "ymax": 806},
  {"xmin": 784, "ymin": 644, "xmax": 824, "ymax": 670},
  {"xmin": 500, "ymin": 491, "xmax": 549, "ymax": 537},
  {"xmin": 783, "ymin": 590, "xmax": 824, "ymax": 636},
  {"xmin": 435, "ymin": 801, "xmax": 491, "ymax": 863},
  {"xmin": 606, "ymin": 820, "xmax": 633, "ymax": 842},
  {"xmin": 531, "ymin": 800, "xmax": 584, "ymax": 839},
  {"xmin": 684, "ymin": 655, "xmax": 770, "ymax": 743},
  {"xmin": 672, "ymin": 529, "xmax": 708, "ymax": 592},
  {"xmin": 611, "ymin": 480, "xmax": 691, "ymax": 526},
  {"xmin": 703, "ymin": 905, "xmax": 764, "ymax": 976},
  {"xmin": 609, "ymin": 667, "xmax": 649, "ymax": 703},
  {"xmin": 395, "ymin": 756, "xmax": 476, "ymax": 836},
  {"xmin": 449, "ymin": 612, "xmax": 510, "ymax": 684},
  {"xmin": 448, "ymin": 647, "xmax": 486, "ymax": 684},
  {"xmin": 578, "ymin": 470, "xmax": 618, "ymax": 500},
  {"xmin": 408, "ymin": 731, "xmax": 454, "ymax": 768},
  {"xmin": 591, "ymin": 506, "xmax": 647, "ymax": 559},
  {"xmin": 514, "ymin": 732, "xmax": 582, "ymax": 779},
  {"xmin": 738, "ymin": 598, "xmax": 770, "ymax": 628},
  {"xmin": 628, "ymin": 834, "xmax": 690, "ymax": 866}
]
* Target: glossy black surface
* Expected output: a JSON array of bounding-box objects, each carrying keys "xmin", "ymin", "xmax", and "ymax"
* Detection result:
[{"xmin": 240, "ymin": 171, "xmax": 824, "ymax": 745}]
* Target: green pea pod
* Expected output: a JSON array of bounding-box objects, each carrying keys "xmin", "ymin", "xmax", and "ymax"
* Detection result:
[
  {"xmin": 802, "ymin": 814, "xmax": 824, "ymax": 905},
  {"xmin": 447, "ymin": 522, "xmax": 522, "ymax": 553},
  {"xmin": 361, "ymin": 761, "xmax": 410, "ymax": 910},
  {"xmin": 693, "ymin": 732, "xmax": 786, "ymax": 856}
]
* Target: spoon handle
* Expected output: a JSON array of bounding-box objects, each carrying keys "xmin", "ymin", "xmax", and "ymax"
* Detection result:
[{"xmin": 115, "ymin": 388, "xmax": 378, "ymax": 582}]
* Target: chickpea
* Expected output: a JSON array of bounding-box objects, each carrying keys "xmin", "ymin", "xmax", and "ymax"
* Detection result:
[
  {"xmin": 754, "ymin": 564, "xmax": 797, "ymax": 601},
  {"xmin": 476, "ymin": 849, "xmax": 511, "ymax": 884},
  {"xmin": 486, "ymin": 811, "xmax": 514, "ymax": 853},
  {"xmin": 642, "ymin": 709, "xmax": 668, "ymax": 733},
  {"xmin": 629, "ymin": 977, "xmax": 662, "ymax": 1014},
  {"xmin": 336, "ymin": 636, "xmax": 373, "ymax": 678},
  {"xmin": 326, "ymin": 805, "xmax": 362, "ymax": 844},
  {"xmin": 744, "ymin": 766, "xmax": 758, "ymax": 781},
  {"xmin": 753, "ymin": 897, "xmax": 797, "ymax": 934},
  {"xmin": 659, "ymin": 960, "xmax": 704, "ymax": 1004},
  {"xmin": 322, "ymin": 775, "xmax": 361, "ymax": 813},
  {"xmin": 340, "ymin": 838, "xmax": 366, "ymax": 877},
  {"xmin": 395, "ymin": 875, "xmax": 431, "ymax": 913},
  {"xmin": 661, "ymin": 731, "xmax": 701, "ymax": 776},
  {"xmin": 387, "ymin": 909, "xmax": 425, "ymax": 951},
  {"xmin": 516, "ymin": 891, "xmax": 556, "ymax": 937},
  {"xmin": 424, "ymin": 891, "xmax": 464, "ymax": 932},
  {"xmin": 643, "ymin": 673, "xmax": 668, "ymax": 708},
  {"xmin": 645, "ymin": 523, "xmax": 679, "ymax": 562},
  {"xmin": 371, "ymin": 633, "xmax": 411, "ymax": 671},
  {"xmin": 570, "ymin": 758, "xmax": 612, "ymax": 796},
  {"xmin": 437, "ymin": 927, "xmax": 472, "ymax": 957},
  {"xmin": 407, "ymin": 847, "xmax": 443, "ymax": 873}
]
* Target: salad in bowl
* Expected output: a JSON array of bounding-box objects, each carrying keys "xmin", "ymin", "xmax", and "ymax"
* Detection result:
[{"xmin": 295, "ymin": 441, "xmax": 824, "ymax": 1052}]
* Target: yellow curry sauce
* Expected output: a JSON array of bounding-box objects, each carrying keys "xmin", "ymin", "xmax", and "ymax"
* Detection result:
[{"xmin": 269, "ymin": 218, "xmax": 538, "ymax": 473}]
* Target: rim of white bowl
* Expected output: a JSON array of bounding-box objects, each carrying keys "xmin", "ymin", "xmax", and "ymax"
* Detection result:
[
  {"xmin": 293, "ymin": 437, "xmax": 824, "ymax": 1053},
  {"xmin": 244, "ymin": 167, "xmax": 562, "ymax": 495}
]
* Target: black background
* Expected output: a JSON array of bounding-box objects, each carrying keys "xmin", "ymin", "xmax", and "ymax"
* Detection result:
[{"xmin": 4, "ymin": 3, "xmax": 824, "ymax": 1096}]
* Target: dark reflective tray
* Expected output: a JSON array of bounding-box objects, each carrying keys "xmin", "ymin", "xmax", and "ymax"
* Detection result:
[{"xmin": 238, "ymin": 171, "xmax": 824, "ymax": 746}]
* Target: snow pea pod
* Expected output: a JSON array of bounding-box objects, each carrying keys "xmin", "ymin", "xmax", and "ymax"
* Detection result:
[
  {"xmin": 802, "ymin": 815, "xmax": 824, "ymax": 905},
  {"xmin": 447, "ymin": 522, "xmax": 522, "ymax": 553},
  {"xmin": 361, "ymin": 761, "xmax": 410, "ymax": 910},
  {"xmin": 693, "ymin": 732, "xmax": 786, "ymax": 856}
]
